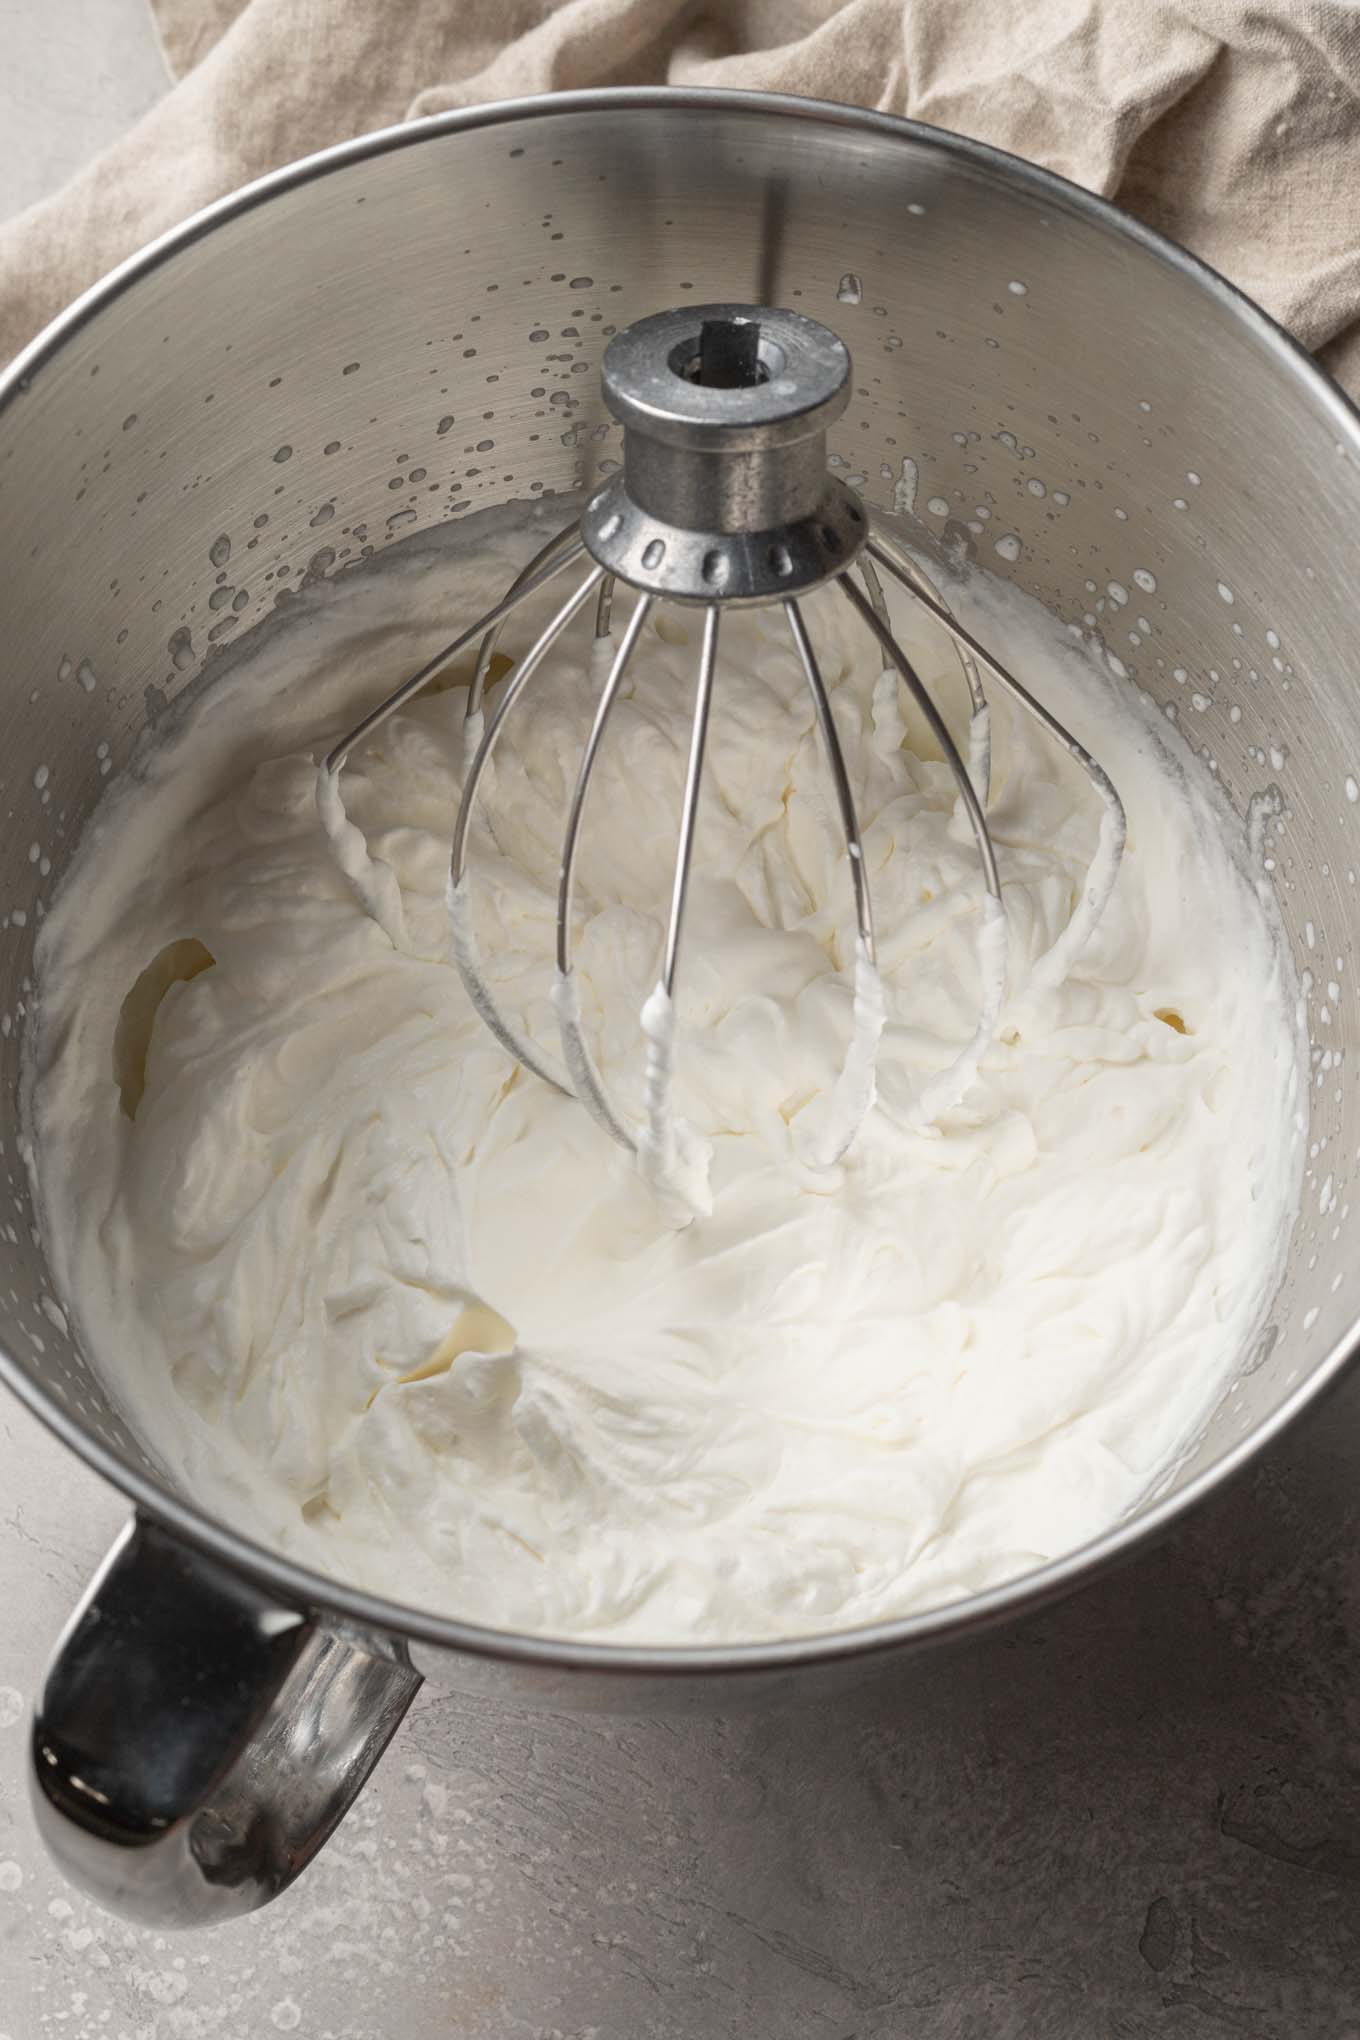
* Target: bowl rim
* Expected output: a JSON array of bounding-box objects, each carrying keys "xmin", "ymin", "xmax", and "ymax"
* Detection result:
[{"xmin": 2, "ymin": 82, "xmax": 1358, "ymax": 1678}]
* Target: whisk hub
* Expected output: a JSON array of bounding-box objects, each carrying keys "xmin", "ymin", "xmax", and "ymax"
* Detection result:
[{"xmin": 583, "ymin": 303, "xmax": 867, "ymax": 604}]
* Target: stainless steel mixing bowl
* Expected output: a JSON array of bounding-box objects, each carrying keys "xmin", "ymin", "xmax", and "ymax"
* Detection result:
[{"xmin": 2, "ymin": 88, "xmax": 1356, "ymax": 1929}]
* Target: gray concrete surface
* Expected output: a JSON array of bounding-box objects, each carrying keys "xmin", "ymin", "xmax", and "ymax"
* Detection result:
[{"xmin": 3, "ymin": 8, "xmax": 1360, "ymax": 2037}]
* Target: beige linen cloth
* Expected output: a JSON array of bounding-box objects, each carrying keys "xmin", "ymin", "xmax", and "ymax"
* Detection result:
[{"xmin": 2, "ymin": 1, "xmax": 1360, "ymax": 393}]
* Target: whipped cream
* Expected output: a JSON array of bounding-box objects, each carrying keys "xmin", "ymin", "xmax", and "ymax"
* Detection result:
[{"xmin": 28, "ymin": 505, "xmax": 1302, "ymax": 1643}]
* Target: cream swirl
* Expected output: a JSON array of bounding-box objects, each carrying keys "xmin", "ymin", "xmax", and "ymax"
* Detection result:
[{"xmin": 29, "ymin": 509, "xmax": 1302, "ymax": 1642}]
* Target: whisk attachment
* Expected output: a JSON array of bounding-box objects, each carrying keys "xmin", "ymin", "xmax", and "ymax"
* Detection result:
[{"xmin": 318, "ymin": 300, "xmax": 1126, "ymax": 1217}]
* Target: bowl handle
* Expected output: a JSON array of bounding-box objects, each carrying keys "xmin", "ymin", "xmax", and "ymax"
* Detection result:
[{"xmin": 29, "ymin": 1512, "xmax": 422, "ymax": 1926}]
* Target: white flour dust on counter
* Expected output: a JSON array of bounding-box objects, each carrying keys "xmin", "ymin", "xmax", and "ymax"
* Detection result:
[{"xmin": 27, "ymin": 504, "xmax": 1303, "ymax": 1644}]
